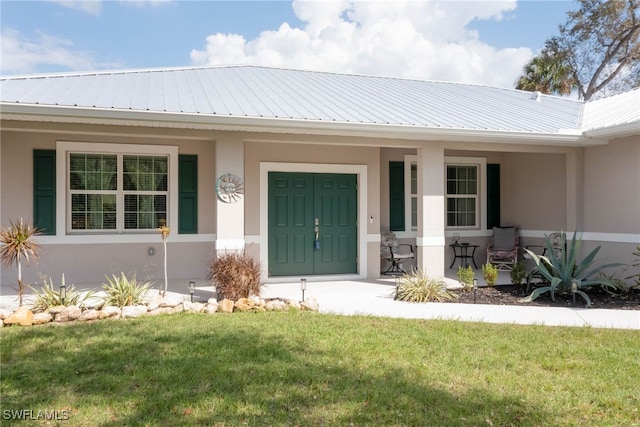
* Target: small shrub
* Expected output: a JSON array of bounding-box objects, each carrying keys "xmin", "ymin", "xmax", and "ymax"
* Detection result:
[
  {"xmin": 30, "ymin": 275, "xmax": 94, "ymax": 313},
  {"xmin": 103, "ymin": 273, "xmax": 153, "ymax": 307},
  {"xmin": 394, "ymin": 269, "xmax": 459, "ymax": 302},
  {"xmin": 208, "ymin": 251, "xmax": 262, "ymax": 301},
  {"xmin": 482, "ymin": 263, "xmax": 499, "ymax": 286},
  {"xmin": 510, "ymin": 262, "xmax": 526, "ymax": 285},
  {"xmin": 457, "ymin": 266, "xmax": 475, "ymax": 290}
]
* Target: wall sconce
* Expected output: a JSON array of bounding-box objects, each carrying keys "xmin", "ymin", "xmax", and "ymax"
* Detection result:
[
  {"xmin": 189, "ymin": 280, "xmax": 196, "ymax": 302},
  {"xmin": 300, "ymin": 278, "xmax": 307, "ymax": 302},
  {"xmin": 60, "ymin": 284, "xmax": 67, "ymax": 305},
  {"xmin": 148, "ymin": 247, "xmax": 155, "ymax": 256},
  {"xmin": 473, "ymin": 278, "xmax": 478, "ymax": 304}
]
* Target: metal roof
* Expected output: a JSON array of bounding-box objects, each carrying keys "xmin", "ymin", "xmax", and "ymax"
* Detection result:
[{"xmin": 0, "ymin": 65, "xmax": 637, "ymax": 139}]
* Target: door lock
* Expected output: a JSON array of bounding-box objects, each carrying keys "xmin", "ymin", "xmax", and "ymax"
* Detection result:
[{"xmin": 314, "ymin": 218, "xmax": 320, "ymax": 249}]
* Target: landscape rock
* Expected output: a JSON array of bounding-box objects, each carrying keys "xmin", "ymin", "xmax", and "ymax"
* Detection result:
[
  {"xmin": 55, "ymin": 306, "xmax": 82, "ymax": 322},
  {"xmin": 4, "ymin": 306, "xmax": 34, "ymax": 326},
  {"xmin": 183, "ymin": 301, "xmax": 205, "ymax": 313},
  {"xmin": 158, "ymin": 295, "xmax": 183, "ymax": 308},
  {"xmin": 78, "ymin": 309, "xmax": 100, "ymax": 322},
  {"xmin": 47, "ymin": 305, "xmax": 67, "ymax": 315},
  {"xmin": 0, "ymin": 308, "xmax": 13, "ymax": 320},
  {"xmin": 265, "ymin": 299, "xmax": 287, "ymax": 311},
  {"xmin": 32, "ymin": 312, "xmax": 53, "ymax": 325},
  {"xmin": 100, "ymin": 306, "xmax": 121, "ymax": 318},
  {"xmin": 300, "ymin": 298, "xmax": 319, "ymax": 311},
  {"xmin": 0, "ymin": 319, "xmax": 3, "ymax": 327},
  {"xmin": 121, "ymin": 305, "xmax": 148, "ymax": 318},
  {"xmin": 218, "ymin": 299, "xmax": 235, "ymax": 313},
  {"xmin": 205, "ymin": 302, "xmax": 219, "ymax": 314},
  {"xmin": 286, "ymin": 299, "xmax": 301, "ymax": 310},
  {"xmin": 234, "ymin": 297, "xmax": 255, "ymax": 312}
]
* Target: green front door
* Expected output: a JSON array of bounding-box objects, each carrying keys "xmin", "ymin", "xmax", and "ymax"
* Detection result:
[{"xmin": 268, "ymin": 172, "xmax": 358, "ymax": 276}]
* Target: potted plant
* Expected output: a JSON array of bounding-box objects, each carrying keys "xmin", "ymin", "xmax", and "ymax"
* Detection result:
[{"xmin": 482, "ymin": 263, "xmax": 499, "ymax": 286}]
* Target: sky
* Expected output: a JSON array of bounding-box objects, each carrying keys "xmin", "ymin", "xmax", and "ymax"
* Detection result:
[{"xmin": 0, "ymin": 0, "xmax": 577, "ymax": 89}]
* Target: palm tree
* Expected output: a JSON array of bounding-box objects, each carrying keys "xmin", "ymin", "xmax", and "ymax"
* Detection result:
[
  {"xmin": 516, "ymin": 51, "xmax": 576, "ymax": 96},
  {"xmin": 0, "ymin": 218, "xmax": 42, "ymax": 306}
]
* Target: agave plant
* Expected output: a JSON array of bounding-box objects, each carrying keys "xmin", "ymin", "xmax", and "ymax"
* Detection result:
[
  {"xmin": 521, "ymin": 231, "xmax": 621, "ymax": 307},
  {"xmin": 0, "ymin": 218, "xmax": 42, "ymax": 306}
]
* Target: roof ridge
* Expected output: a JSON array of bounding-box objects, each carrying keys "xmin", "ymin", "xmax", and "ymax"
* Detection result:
[{"xmin": 0, "ymin": 64, "xmax": 569, "ymax": 98}]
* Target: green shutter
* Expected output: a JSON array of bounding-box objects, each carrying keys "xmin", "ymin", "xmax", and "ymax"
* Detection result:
[
  {"xmin": 178, "ymin": 155, "xmax": 198, "ymax": 234},
  {"xmin": 33, "ymin": 150, "xmax": 56, "ymax": 235},
  {"xmin": 389, "ymin": 161, "xmax": 405, "ymax": 231},
  {"xmin": 487, "ymin": 163, "xmax": 500, "ymax": 229}
]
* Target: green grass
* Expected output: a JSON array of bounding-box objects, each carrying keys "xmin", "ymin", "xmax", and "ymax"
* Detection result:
[{"xmin": 1, "ymin": 313, "xmax": 639, "ymax": 426}]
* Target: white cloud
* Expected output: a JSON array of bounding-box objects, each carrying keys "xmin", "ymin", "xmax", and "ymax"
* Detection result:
[
  {"xmin": 190, "ymin": 0, "xmax": 532, "ymax": 88},
  {"xmin": 0, "ymin": 28, "xmax": 116, "ymax": 74},
  {"xmin": 50, "ymin": 0, "xmax": 103, "ymax": 15}
]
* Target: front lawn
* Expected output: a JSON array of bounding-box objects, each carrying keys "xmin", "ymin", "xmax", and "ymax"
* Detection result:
[{"xmin": 1, "ymin": 313, "xmax": 638, "ymax": 426}]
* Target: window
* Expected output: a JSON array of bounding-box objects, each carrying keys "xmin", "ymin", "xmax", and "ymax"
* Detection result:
[
  {"xmin": 67, "ymin": 149, "xmax": 170, "ymax": 233},
  {"xmin": 446, "ymin": 164, "xmax": 478, "ymax": 228},
  {"xmin": 408, "ymin": 160, "xmax": 417, "ymax": 231}
]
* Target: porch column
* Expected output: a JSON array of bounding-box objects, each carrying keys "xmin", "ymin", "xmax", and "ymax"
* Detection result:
[
  {"xmin": 416, "ymin": 144, "xmax": 445, "ymax": 277},
  {"xmin": 215, "ymin": 136, "xmax": 245, "ymax": 254},
  {"xmin": 565, "ymin": 149, "xmax": 584, "ymax": 231}
]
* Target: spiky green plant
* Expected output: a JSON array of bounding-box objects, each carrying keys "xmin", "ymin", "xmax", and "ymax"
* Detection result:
[
  {"xmin": 0, "ymin": 218, "xmax": 42, "ymax": 306},
  {"xmin": 625, "ymin": 246, "xmax": 640, "ymax": 289},
  {"xmin": 394, "ymin": 269, "xmax": 459, "ymax": 303},
  {"xmin": 521, "ymin": 231, "xmax": 621, "ymax": 307},
  {"xmin": 29, "ymin": 275, "xmax": 95, "ymax": 313},
  {"xmin": 102, "ymin": 273, "xmax": 153, "ymax": 308}
]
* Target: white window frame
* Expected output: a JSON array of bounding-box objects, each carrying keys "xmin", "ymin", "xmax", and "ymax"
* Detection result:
[
  {"xmin": 404, "ymin": 155, "xmax": 418, "ymax": 232},
  {"xmin": 444, "ymin": 156, "xmax": 486, "ymax": 231},
  {"xmin": 57, "ymin": 141, "xmax": 179, "ymax": 237}
]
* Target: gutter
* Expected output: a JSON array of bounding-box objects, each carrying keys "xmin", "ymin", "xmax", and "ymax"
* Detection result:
[{"xmin": 0, "ymin": 102, "xmax": 607, "ymax": 146}]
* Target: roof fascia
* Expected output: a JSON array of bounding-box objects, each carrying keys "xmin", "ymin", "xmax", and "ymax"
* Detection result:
[{"xmin": 0, "ymin": 103, "xmax": 607, "ymax": 146}]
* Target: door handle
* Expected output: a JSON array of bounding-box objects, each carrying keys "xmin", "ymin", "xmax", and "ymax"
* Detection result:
[{"xmin": 314, "ymin": 218, "xmax": 320, "ymax": 249}]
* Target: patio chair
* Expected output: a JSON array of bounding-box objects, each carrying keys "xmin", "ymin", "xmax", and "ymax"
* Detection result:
[
  {"xmin": 381, "ymin": 231, "xmax": 415, "ymax": 275},
  {"xmin": 524, "ymin": 232, "xmax": 564, "ymax": 260},
  {"xmin": 486, "ymin": 226, "xmax": 519, "ymax": 271}
]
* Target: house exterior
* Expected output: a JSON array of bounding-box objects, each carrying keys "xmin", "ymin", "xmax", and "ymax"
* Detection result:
[{"xmin": 1, "ymin": 65, "xmax": 638, "ymax": 286}]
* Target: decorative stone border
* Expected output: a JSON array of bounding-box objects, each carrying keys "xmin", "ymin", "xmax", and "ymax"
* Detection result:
[{"xmin": 0, "ymin": 294, "xmax": 319, "ymax": 328}]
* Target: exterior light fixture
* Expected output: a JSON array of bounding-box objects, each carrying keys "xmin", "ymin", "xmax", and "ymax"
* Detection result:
[
  {"xmin": 189, "ymin": 280, "xmax": 196, "ymax": 303},
  {"xmin": 300, "ymin": 278, "xmax": 307, "ymax": 302},
  {"xmin": 60, "ymin": 284, "xmax": 67, "ymax": 305},
  {"xmin": 473, "ymin": 278, "xmax": 478, "ymax": 304}
]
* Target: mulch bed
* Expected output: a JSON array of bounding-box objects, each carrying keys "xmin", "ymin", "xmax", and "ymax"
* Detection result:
[{"xmin": 448, "ymin": 284, "xmax": 640, "ymax": 310}]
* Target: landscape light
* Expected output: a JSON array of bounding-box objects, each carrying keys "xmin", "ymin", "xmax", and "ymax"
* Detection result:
[
  {"xmin": 300, "ymin": 278, "xmax": 307, "ymax": 302},
  {"xmin": 189, "ymin": 281, "xmax": 196, "ymax": 303},
  {"xmin": 60, "ymin": 284, "xmax": 67, "ymax": 305}
]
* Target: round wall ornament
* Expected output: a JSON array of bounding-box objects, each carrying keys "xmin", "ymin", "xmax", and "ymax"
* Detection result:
[{"xmin": 216, "ymin": 173, "xmax": 244, "ymax": 203}]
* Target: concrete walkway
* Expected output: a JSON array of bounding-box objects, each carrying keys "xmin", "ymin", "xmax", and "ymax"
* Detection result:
[
  {"xmin": 1, "ymin": 278, "xmax": 638, "ymax": 330},
  {"xmin": 259, "ymin": 278, "xmax": 640, "ymax": 330}
]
